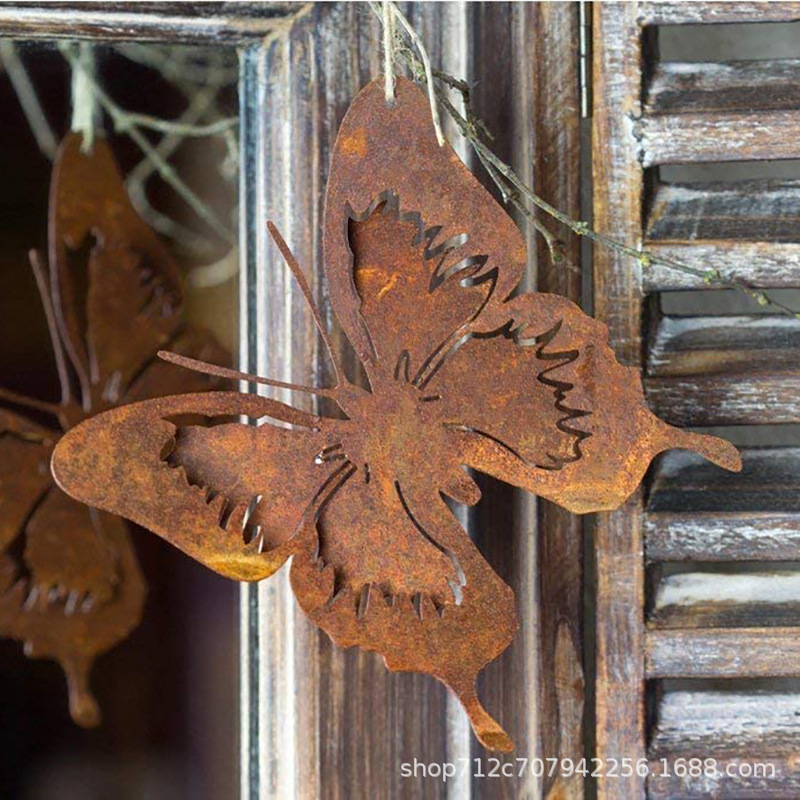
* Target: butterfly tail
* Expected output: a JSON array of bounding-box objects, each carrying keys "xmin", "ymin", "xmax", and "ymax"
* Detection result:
[
  {"xmin": 656, "ymin": 423, "xmax": 742, "ymax": 473},
  {"xmin": 449, "ymin": 679, "xmax": 515, "ymax": 753}
]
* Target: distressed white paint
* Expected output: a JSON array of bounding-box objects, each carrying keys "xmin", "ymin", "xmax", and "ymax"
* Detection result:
[
  {"xmin": 646, "ymin": 512, "xmax": 800, "ymax": 561},
  {"xmin": 647, "ymin": 627, "xmax": 800, "ymax": 678},
  {"xmin": 655, "ymin": 571, "xmax": 800, "ymax": 609},
  {"xmin": 647, "ymin": 59, "xmax": 800, "ymax": 109},
  {"xmin": 652, "ymin": 690, "xmax": 800, "ymax": 748},
  {"xmin": 643, "ymin": 241, "xmax": 800, "ymax": 291},
  {"xmin": 645, "ymin": 373, "xmax": 800, "ymax": 425},
  {"xmin": 647, "ymin": 180, "xmax": 800, "ymax": 238},
  {"xmin": 647, "ymin": 314, "xmax": 800, "ymax": 376},
  {"xmin": 640, "ymin": 1, "xmax": 800, "ymax": 26}
]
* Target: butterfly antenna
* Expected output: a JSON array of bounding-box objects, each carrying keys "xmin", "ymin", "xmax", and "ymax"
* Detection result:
[
  {"xmin": 267, "ymin": 222, "xmax": 345, "ymax": 388},
  {"xmin": 157, "ymin": 351, "xmax": 336, "ymax": 399},
  {"xmin": 29, "ymin": 249, "xmax": 71, "ymax": 407}
]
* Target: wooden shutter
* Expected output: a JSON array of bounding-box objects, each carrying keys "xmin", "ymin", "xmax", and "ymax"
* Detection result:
[
  {"xmin": 593, "ymin": 3, "xmax": 800, "ymax": 797},
  {"xmin": 242, "ymin": 3, "xmax": 585, "ymax": 797}
]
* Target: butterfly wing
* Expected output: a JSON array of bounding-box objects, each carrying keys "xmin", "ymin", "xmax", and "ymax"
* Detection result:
[
  {"xmin": 323, "ymin": 78, "xmax": 526, "ymax": 381},
  {"xmin": 53, "ymin": 392, "xmax": 351, "ymax": 581},
  {"xmin": 48, "ymin": 132, "xmax": 184, "ymax": 409},
  {"xmin": 435, "ymin": 291, "xmax": 741, "ymax": 513},
  {"xmin": 324, "ymin": 77, "xmax": 740, "ymax": 514},
  {"xmin": 0, "ymin": 409, "xmax": 55, "ymax": 555},
  {"xmin": 0, "ymin": 490, "xmax": 145, "ymax": 727}
]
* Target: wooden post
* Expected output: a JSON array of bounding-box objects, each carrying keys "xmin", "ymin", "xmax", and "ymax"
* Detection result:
[
  {"xmin": 241, "ymin": 3, "xmax": 586, "ymax": 797},
  {"xmin": 592, "ymin": 4, "xmax": 646, "ymax": 799}
]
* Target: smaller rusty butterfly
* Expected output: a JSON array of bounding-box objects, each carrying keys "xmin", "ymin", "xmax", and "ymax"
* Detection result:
[
  {"xmin": 52, "ymin": 78, "xmax": 740, "ymax": 751},
  {"xmin": 0, "ymin": 133, "xmax": 224, "ymax": 726}
]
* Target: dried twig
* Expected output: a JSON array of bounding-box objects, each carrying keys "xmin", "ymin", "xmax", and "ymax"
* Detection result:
[
  {"xmin": 0, "ymin": 41, "xmax": 57, "ymax": 159},
  {"xmin": 371, "ymin": 1, "xmax": 799, "ymax": 318},
  {"xmin": 60, "ymin": 43, "xmax": 233, "ymax": 245}
]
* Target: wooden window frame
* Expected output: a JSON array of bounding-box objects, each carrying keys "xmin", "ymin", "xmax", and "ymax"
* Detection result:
[{"xmin": 0, "ymin": 4, "xmax": 587, "ymax": 797}]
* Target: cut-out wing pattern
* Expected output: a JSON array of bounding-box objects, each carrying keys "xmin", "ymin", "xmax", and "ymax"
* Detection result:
[
  {"xmin": 0, "ymin": 133, "xmax": 225, "ymax": 726},
  {"xmin": 52, "ymin": 80, "xmax": 740, "ymax": 750}
]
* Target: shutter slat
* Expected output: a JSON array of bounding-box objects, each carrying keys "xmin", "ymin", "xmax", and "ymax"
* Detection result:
[
  {"xmin": 647, "ymin": 628, "xmax": 800, "ymax": 677},
  {"xmin": 647, "ymin": 689, "xmax": 800, "ymax": 797},
  {"xmin": 642, "ymin": 241, "xmax": 800, "ymax": 292},
  {"xmin": 648, "ymin": 448, "xmax": 800, "ymax": 514},
  {"xmin": 647, "ymin": 315, "xmax": 800, "ymax": 378},
  {"xmin": 650, "ymin": 571, "xmax": 800, "ymax": 629},
  {"xmin": 640, "ymin": 2, "xmax": 800, "ymax": 26},
  {"xmin": 646, "ymin": 512, "xmax": 800, "ymax": 561},
  {"xmin": 645, "ymin": 375, "xmax": 800, "ymax": 426},
  {"xmin": 641, "ymin": 110, "xmax": 800, "ymax": 167},
  {"xmin": 646, "ymin": 181, "xmax": 800, "ymax": 244},
  {"xmin": 646, "ymin": 60, "xmax": 800, "ymax": 116}
]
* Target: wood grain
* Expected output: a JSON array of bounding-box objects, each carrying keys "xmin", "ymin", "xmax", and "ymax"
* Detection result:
[
  {"xmin": 647, "ymin": 687, "xmax": 800, "ymax": 796},
  {"xmin": 0, "ymin": 1, "xmax": 301, "ymax": 42},
  {"xmin": 645, "ymin": 59, "xmax": 800, "ymax": 115},
  {"xmin": 529, "ymin": 5, "xmax": 585, "ymax": 798},
  {"xmin": 648, "ymin": 448, "xmax": 800, "ymax": 514},
  {"xmin": 645, "ymin": 512, "xmax": 800, "ymax": 562},
  {"xmin": 650, "ymin": 570, "xmax": 800, "ymax": 629},
  {"xmin": 645, "ymin": 375, "xmax": 800, "ymax": 426},
  {"xmin": 639, "ymin": 1, "xmax": 800, "ymax": 26},
  {"xmin": 642, "ymin": 241, "xmax": 800, "ymax": 292},
  {"xmin": 646, "ymin": 180, "xmax": 800, "ymax": 243},
  {"xmin": 641, "ymin": 110, "xmax": 800, "ymax": 167},
  {"xmin": 467, "ymin": 5, "xmax": 584, "ymax": 797},
  {"xmin": 647, "ymin": 628, "xmax": 800, "ymax": 677},
  {"xmin": 593, "ymin": 5, "xmax": 647, "ymax": 798},
  {"xmin": 646, "ymin": 314, "xmax": 800, "ymax": 378}
]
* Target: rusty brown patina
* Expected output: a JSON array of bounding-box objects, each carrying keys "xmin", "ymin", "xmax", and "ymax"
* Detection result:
[
  {"xmin": 0, "ymin": 133, "xmax": 225, "ymax": 727},
  {"xmin": 52, "ymin": 80, "xmax": 740, "ymax": 750}
]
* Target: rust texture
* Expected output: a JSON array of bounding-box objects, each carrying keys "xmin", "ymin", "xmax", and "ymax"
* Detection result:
[
  {"xmin": 52, "ymin": 80, "xmax": 741, "ymax": 750},
  {"xmin": 0, "ymin": 133, "xmax": 225, "ymax": 726}
]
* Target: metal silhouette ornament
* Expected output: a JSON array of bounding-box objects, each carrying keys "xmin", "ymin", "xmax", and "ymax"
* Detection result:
[
  {"xmin": 52, "ymin": 80, "xmax": 741, "ymax": 750},
  {"xmin": 0, "ymin": 132, "xmax": 225, "ymax": 726}
]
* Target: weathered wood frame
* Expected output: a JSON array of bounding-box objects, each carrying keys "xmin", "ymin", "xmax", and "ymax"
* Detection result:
[
  {"xmin": 245, "ymin": 5, "xmax": 585, "ymax": 798},
  {"xmin": 0, "ymin": 3, "xmax": 586, "ymax": 797}
]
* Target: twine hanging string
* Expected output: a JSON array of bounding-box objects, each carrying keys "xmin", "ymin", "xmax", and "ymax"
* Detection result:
[
  {"xmin": 382, "ymin": 0, "xmax": 395, "ymax": 104},
  {"xmin": 70, "ymin": 43, "xmax": 97, "ymax": 153},
  {"xmin": 0, "ymin": 42, "xmax": 57, "ymax": 159},
  {"xmin": 372, "ymin": 1, "xmax": 444, "ymax": 147}
]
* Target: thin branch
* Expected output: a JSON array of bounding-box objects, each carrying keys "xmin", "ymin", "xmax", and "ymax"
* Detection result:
[
  {"xmin": 70, "ymin": 43, "xmax": 97, "ymax": 153},
  {"xmin": 374, "ymin": 4, "xmax": 799, "ymax": 319},
  {"xmin": 126, "ymin": 83, "xmax": 220, "ymax": 250},
  {"xmin": 114, "ymin": 43, "xmax": 239, "ymax": 86},
  {"xmin": 116, "ymin": 111, "xmax": 238, "ymax": 138},
  {"xmin": 0, "ymin": 386, "xmax": 62, "ymax": 418},
  {"xmin": 60, "ymin": 44, "xmax": 233, "ymax": 245},
  {"xmin": 0, "ymin": 41, "xmax": 57, "ymax": 159}
]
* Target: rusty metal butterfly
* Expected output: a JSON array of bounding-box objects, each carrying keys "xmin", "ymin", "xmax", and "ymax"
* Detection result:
[
  {"xmin": 0, "ymin": 132, "xmax": 225, "ymax": 726},
  {"xmin": 52, "ymin": 80, "xmax": 740, "ymax": 750}
]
